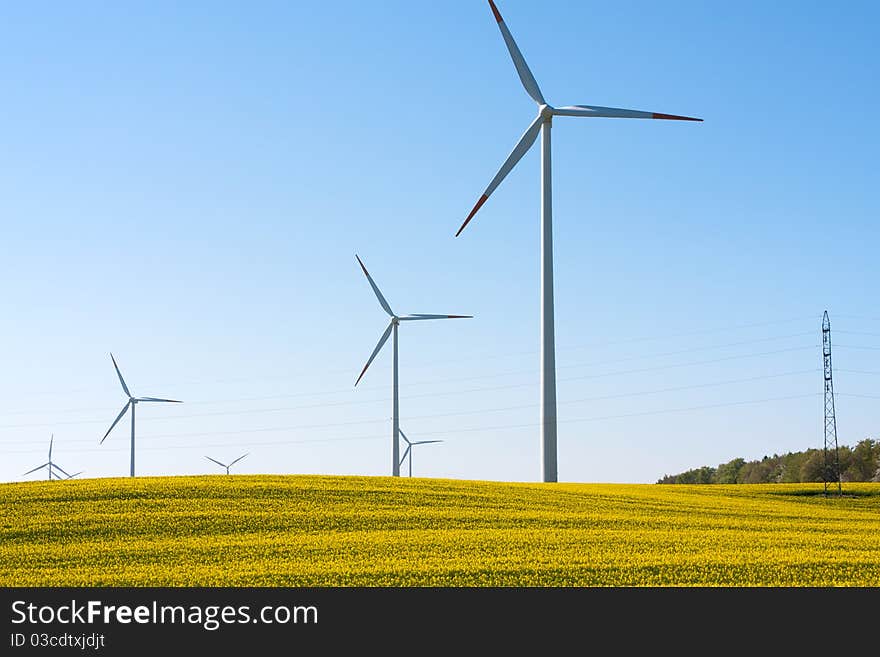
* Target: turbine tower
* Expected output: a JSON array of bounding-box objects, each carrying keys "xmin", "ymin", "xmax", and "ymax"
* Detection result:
[
  {"xmin": 399, "ymin": 430, "xmax": 442, "ymax": 478},
  {"xmin": 821, "ymin": 311, "xmax": 841, "ymax": 495},
  {"xmin": 100, "ymin": 353, "xmax": 182, "ymax": 477},
  {"xmin": 22, "ymin": 434, "xmax": 82, "ymax": 480},
  {"xmin": 455, "ymin": 1, "xmax": 702, "ymax": 482},
  {"xmin": 354, "ymin": 255, "xmax": 471, "ymax": 476}
]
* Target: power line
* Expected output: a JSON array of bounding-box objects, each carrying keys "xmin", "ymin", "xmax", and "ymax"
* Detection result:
[
  {"xmin": 0, "ymin": 347, "xmax": 820, "ymax": 431},
  {"xmin": 834, "ymin": 314, "xmax": 880, "ymax": 322},
  {"xmin": 2, "ymin": 392, "xmax": 823, "ymax": 455},
  {"xmin": 0, "ymin": 319, "xmax": 820, "ymax": 401},
  {"xmin": 837, "ymin": 392, "xmax": 880, "ymax": 400},
  {"xmin": 835, "ymin": 330, "xmax": 880, "ymax": 338},
  {"xmin": 0, "ymin": 368, "xmax": 820, "ymax": 446}
]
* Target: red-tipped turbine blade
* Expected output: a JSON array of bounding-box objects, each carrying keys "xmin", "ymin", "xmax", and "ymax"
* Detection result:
[
  {"xmin": 399, "ymin": 314, "xmax": 473, "ymax": 321},
  {"xmin": 456, "ymin": 195, "xmax": 488, "ymax": 237},
  {"xmin": 110, "ymin": 353, "xmax": 131, "ymax": 398},
  {"xmin": 355, "ymin": 255, "xmax": 395, "ymax": 317},
  {"xmin": 487, "ymin": 1, "xmax": 545, "ymax": 104},
  {"xmin": 652, "ymin": 112, "xmax": 703, "ymax": 121},
  {"xmin": 554, "ymin": 105, "xmax": 703, "ymax": 122},
  {"xmin": 355, "ymin": 322, "xmax": 393, "ymax": 386},
  {"xmin": 488, "ymin": 0, "xmax": 503, "ymax": 23},
  {"xmin": 456, "ymin": 114, "xmax": 543, "ymax": 237}
]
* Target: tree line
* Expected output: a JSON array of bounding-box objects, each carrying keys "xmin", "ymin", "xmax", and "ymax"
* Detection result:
[{"xmin": 657, "ymin": 438, "xmax": 880, "ymax": 484}]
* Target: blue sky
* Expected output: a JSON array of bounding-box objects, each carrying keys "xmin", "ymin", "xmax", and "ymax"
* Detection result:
[{"xmin": 1, "ymin": 0, "xmax": 877, "ymax": 484}]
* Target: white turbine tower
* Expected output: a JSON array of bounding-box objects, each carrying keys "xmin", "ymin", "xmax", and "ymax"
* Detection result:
[
  {"xmin": 399, "ymin": 430, "xmax": 442, "ymax": 479},
  {"xmin": 354, "ymin": 255, "xmax": 471, "ymax": 477},
  {"xmin": 22, "ymin": 434, "xmax": 82, "ymax": 480},
  {"xmin": 456, "ymin": 0, "xmax": 702, "ymax": 482},
  {"xmin": 100, "ymin": 353, "xmax": 182, "ymax": 477},
  {"xmin": 205, "ymin": 453, "xmax": 249, "ymax": 475}
]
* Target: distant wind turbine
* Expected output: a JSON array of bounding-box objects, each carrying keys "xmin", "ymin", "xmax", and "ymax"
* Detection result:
[
  {"xmin": 205, "ymin": 453, "xmax": 249, "ymax": 475},
  {"xmin": 399, "ymin": 430, "xmax": 442, "ymax": 478},
  {"xmin": 100, "ymin": 353, "xmax": 182, "ymax": 477},
  {"xmin": 22, "ymin": 434, "xmax": 82, "ymax": 480},
  {"xmin": 354, "ymin": 255, "xmax": 471, "ymax": 477},
  {"xmin": 455, "ymin": 1, "xmax": 702, "ymax": 482}
]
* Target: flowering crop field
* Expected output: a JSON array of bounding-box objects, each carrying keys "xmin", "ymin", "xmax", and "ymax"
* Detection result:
[{"xmin": 2, "ymin": 475, "xmax": 879, "ymax": 586}]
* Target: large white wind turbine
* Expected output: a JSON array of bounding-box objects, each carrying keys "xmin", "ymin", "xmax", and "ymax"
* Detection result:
[
  {"xmin": 22, "ymin": 434, "xmax": 82, "ymax": 480},
  {"xmin": 100, "ymin": 353, "xmax": 182, "ymax": 477},
  {"xmin": 456, "ymin": 0, "xmax": 702, "ymax": 482},
  {"xmin": 205, "ymin": 453, "xmax": 249, "ymax": 475},
  {"xmin": 398, "ymin": 430, "xmax": 442, "ymax": 479},
  {"xmin": 354, "ymin": 255, "xmax": 471, "ymax": 477}
]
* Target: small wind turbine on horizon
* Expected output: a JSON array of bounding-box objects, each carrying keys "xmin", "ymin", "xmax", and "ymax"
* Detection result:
[
  {"xmin": 354, "ymin": 255, "xmax": 471, "ymax": 477},
  {"xmin": 399, "ymin": 430, "xmax": 442, "ymax": 478},
  {"xmin": 100, "ymin": 353, "xmax": 182, "ymax": 477},
  {"xmin": 22, "ymin": 434, "xmax": 82, "ymax": 480},
  {"xmin": 455, "ymin": 0, "xmax": 702, "ymax": 482},
  {"xmin": 205, "ymin": 453, "xmax": 249, "ymax": 475}
]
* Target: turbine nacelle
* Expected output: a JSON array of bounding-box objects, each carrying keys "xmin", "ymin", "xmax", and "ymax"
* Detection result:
[
  {"xmin": 22, "ymin": 434, "xmax": 79, "ymax": 481},
  {"xmin": 205, "ymin": 453, "xmax": 249, "ymax": 475},
  {"xmin": 455, "ymin": 1, "xmax": 702, "ymax": 238},
  {"xmin": 354, "ymin": 255, "xmax": 472, "ymax": 387},
  {"xmin": 100, "ymin": 353, "xmax": 182, "ymax": 477},
  {"xmin": 354, "ymin": 255, "xmax": 471, "ymax": 477},
  {"xmin": 399, "ymin": 429, "xmax": 443, "ymax": 478}
]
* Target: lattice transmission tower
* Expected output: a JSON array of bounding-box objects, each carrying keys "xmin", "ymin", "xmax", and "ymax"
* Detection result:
[{"xmin": 821, "ymin": 310, "xmax": 841, "ymax": 495}]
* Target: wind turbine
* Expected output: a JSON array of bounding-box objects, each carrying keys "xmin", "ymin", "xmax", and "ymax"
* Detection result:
[
  {"xmin": 354, "ymin": 255, "xmax": 471, "ymax": 477},
  {"xmin": 22, "ymin": 434, "xmax": 82, "ymax": 480},
  {"xmin": 455, "ymin": 0, "xmax": 702, "ymax": 482},
  {"xmin": 399, "ymin": 430, "xmax": 442, "ymax": 478},
  {"xmin": 100, "ymin": 353, "xmax": 182, "ymax": 477},
  {"xmin": 205, "ymin": 453, "xmax": 249, "ymax": 475}
]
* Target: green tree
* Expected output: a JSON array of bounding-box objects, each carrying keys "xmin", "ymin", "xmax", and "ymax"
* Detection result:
[
  {"xmin": 837, "ymin": 446, "xmax": 854, "ymax": 482},
  {"xmin": 715, "ymin": 458, "xmax": 745, "ymax": 483},
  {"xmin": 737, "ymin": 459, "xmax": 774, "ymax": 484},
  {"xmin": 845, "ymin": 439, "xmax": 879, "ymax": 482},
  {"xmin": 656, "ymin": 441, "xmax": 878, "ymax": 484},
  {"xmin": 778, "ymin": 451, "xmax": 808, "ymax": 483},
  {"xmin": 800, "ymin": 449, "xmax": 825, "ymax": 483}
]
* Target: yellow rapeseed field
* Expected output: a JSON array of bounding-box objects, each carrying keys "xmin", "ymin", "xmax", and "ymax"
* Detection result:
[{"xmin": 1, "ymin": 475, "xmax": 878, "ymax": 586}]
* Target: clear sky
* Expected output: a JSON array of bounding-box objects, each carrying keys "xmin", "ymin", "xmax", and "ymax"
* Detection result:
[{"xmin": 1, "ymin": 1, "xmax": 877, "ymax": 484}]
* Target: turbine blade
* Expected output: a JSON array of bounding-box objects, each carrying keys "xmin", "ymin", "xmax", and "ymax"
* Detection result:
[
  {"xmin": 22, "ymin": 463, "xmax": 50, "ymax": 476},
  {"xmin": 66, "ymin": 472, "xmax": 83, "ymax": 479},
  {"xmin": 399, "ymin": 429, "xmax": 411, "ymax": 446},
  {"xmin": 456, "ymin": 114, "xmax": 543, "ymax": 236},
  {"xmin": 412, "ymin": 440, "xmax": 443, "ymax": 445},
  {"xmin": 136, "ymin": 397, "xmax": 183, "ymax": 403},
  {"xmin": 488, "ymin": 1, "xmax": 545, "ymax": 104},
  {"xmin": 51, "ymin": 463, "xmax": 71, "ymax": 478},
  {"xmin": 101, "ymin": 402, "xmax": 131, "ymax": 444},
  {"xmin": 48, "ymin": 434, "xmax": 53, "ymax": 460},
  {"xmin": 355, "ymin": 255, "xmax": 394, "ymax": 317},
  {"xmin": 399, "ymin": 445, "xmax": 411, "ymax": 467},
  {"xmin": 205, "ymin": 456, "xmax": 228, "ymax": 468},
  {"xmin": 399, "ymin": 314, "xmax": 473, "ymax": 321},
  {"xmin": 229, "ymin": 453, "xmax": 249, "ymax": 467},
  {"xmin": 355, "ymin": 322, "xmax": 393, "ymax": 386},
  {"xmin": 553, "ymin": 105, "xmax": 702, "ymax": 121},
  {"xmin": 110, "ymin": 353, "xmax": 132, "ymax": 397}
]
